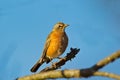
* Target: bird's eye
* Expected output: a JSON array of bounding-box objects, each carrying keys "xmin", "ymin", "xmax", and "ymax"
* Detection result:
[{"xmin": 59, "ymin": 25, "xmax": 63, "ymax": 28}]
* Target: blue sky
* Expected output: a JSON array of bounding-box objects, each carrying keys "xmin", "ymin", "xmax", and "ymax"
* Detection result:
[{"xmin": 0, "ymin": 0, "xmax": 120, "ymax": 80}]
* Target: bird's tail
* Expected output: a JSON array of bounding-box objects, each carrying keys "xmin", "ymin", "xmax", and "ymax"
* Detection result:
[{"xmin": 30, "ymin": 59, "xmax": 44, "ymax": 72}]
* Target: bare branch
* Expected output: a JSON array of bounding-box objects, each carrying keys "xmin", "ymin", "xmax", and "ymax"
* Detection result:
[
  {"xmin": 94, "ymin": 71, "xmax": 120, "ymax": 79},
  {"xmin": 17, "ymin": 50, "xmax": 120, "ymax": 80},
  {"xmin": 17, "ymin": 70, "xmax": 120, "ymax": 80},
  {"xmin": 91, "ymin": 50, "xmax": 120, "ymax": 71},
  {"xmin": 40, "ymin": 48, "xmax": 80, "ymax": 72}
]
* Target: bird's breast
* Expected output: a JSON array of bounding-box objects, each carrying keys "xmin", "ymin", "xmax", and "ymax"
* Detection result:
[{"xmin": 46, "ymin": 31, "xmax": 68, "ymax": 58}]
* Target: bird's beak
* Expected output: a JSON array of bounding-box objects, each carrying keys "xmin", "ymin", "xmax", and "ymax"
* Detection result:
[{"xmin": 65, "ymin": 24, "xmax": 69, "ymax": 27}]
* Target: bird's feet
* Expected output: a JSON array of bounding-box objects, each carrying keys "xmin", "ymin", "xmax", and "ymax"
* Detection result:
[
  {"xmin": 57, "ymin": 57, "xmax": 65, "ymax": 60},
  {"xmin": 51, "ymin": 62, "xmax": 57, "ymax": 68}
]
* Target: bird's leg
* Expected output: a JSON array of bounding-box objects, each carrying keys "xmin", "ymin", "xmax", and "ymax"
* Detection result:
[
  {"xmin": 48, "ymin": 58, "xmax": 57, "ymax": 68},
  {"xmin": 57, "ymin": 57, "xmax": 65, "ymax": 60},
  {"xmin": 50, "ymin": 61, "xmax": 54, "ymax": 65},
  {"xmin": 51, "ymin": 62, "xmax": 57, "ymax": 68}
]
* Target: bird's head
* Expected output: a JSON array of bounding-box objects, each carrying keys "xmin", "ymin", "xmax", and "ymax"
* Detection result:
[{"xmin": 52, "ymin": 22, "xmax": 69, "ymax": 32}]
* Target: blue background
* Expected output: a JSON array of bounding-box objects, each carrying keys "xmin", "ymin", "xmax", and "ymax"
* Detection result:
[{"xmin": 0, "ymin": 0, "xmax": 120, "ymax": 80}]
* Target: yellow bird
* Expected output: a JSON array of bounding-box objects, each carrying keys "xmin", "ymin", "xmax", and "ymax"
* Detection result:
[{"xmin": 30, "ymin": 22, "xmax": 69, "ymax": 72}]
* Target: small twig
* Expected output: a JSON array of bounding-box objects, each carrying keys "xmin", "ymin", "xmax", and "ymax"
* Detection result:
[{"xmin": 40, "ymin": 48, "xmax": 80, "ymax": 72}]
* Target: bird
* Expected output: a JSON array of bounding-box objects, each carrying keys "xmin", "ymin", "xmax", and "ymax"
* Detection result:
[{"xmin": 30, "ymin": 22, "xmax": 69, "ymax": 72}]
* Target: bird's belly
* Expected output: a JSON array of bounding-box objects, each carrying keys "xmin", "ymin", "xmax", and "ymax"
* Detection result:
[
  {"xmin": 46, "ymin": 37, "xmax": 68, "ymax": 58},
  {"xmin": 46, "ymin": 39, "xmax": 61, "ymax": 58}
]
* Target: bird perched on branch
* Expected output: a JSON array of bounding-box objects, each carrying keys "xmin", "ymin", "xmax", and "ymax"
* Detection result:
[{"xmin": 30, "ymin": 22, "xmax": 69, "ymax": 72}]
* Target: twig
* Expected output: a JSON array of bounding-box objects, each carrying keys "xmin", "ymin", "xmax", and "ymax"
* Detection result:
[{"xmin": 40, "ymin": 48, "xmax": 80, "ymax": 72}]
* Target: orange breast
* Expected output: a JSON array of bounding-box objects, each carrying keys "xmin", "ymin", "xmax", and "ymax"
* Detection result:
[
  {"xmin": 46, "ymin": 39, "xmax": 60, "ymax": 58},
  {"xmin": 46, "ymin": 31, "xmax": 66, "ymax": 58}
]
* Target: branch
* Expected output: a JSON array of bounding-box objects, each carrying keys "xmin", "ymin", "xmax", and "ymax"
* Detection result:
[
  {"xmin": 79, "ymin": 50, "xmax": 120, "ymax": 77},
  {"xmin": 40, "ymin": 48, "xmax": 80, "ymax": 72},
  {"xmin": 94, "ymin": 71, "xmax": 120, "ymax": 79},
  {"xmin": 91, "ymin": 50, "xmax": 120, "ymax": 71},
  {"xmin": 17, "ymin": 50, "xmax": 120, "ymax": 80},
  {"xmin": 17, "ymin": 70, "xmax": 120, "ymax": 80}
]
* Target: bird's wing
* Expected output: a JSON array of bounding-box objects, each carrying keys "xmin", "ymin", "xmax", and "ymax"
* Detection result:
[{"xmin": 41, "ymin": 32, "xmax": 52, "ymax": 59}]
